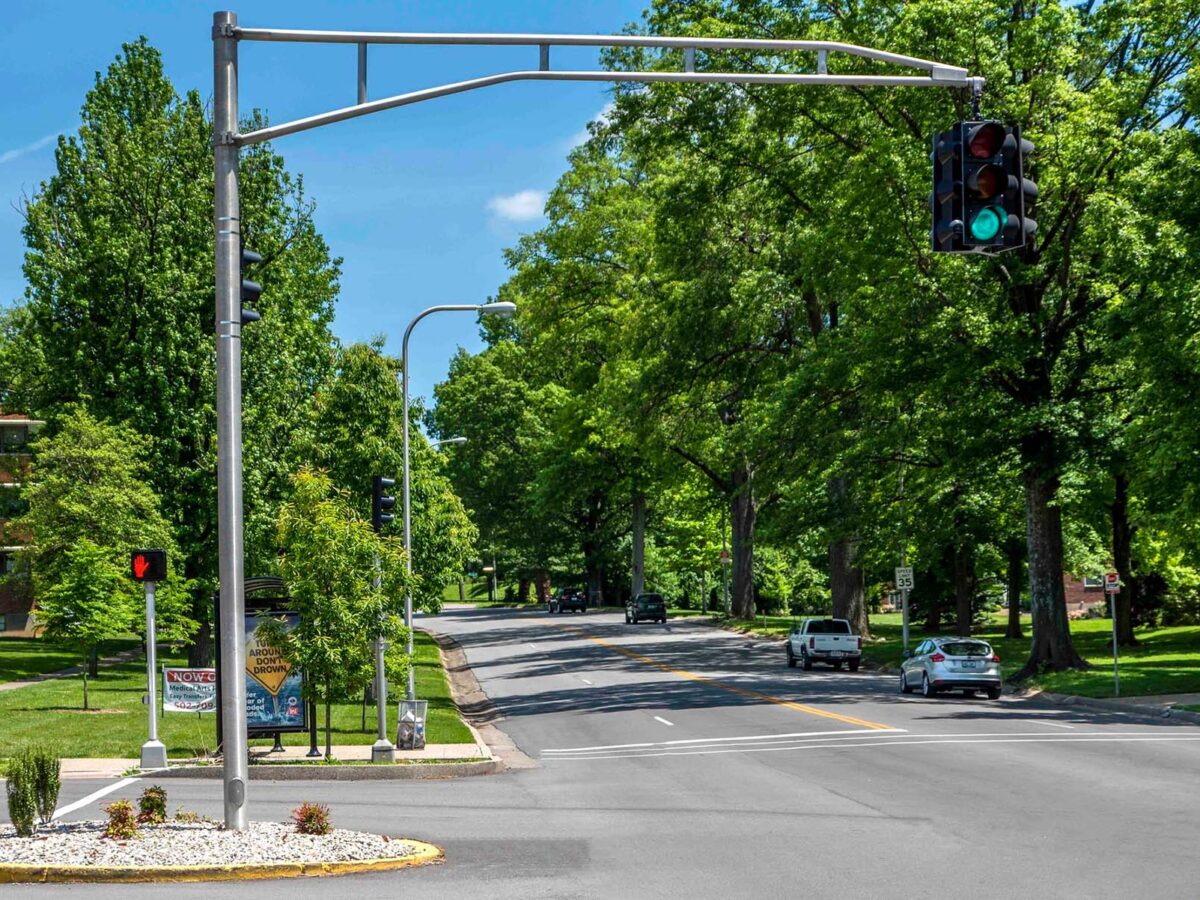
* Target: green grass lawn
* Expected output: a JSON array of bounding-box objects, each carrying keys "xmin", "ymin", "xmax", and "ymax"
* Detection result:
[
  {"xmin": 0, "ymin": 636, "xmax": 141, "ymax": 684},
  {"xmin": 671, "ymin": 609, "xmax": 1200, "ymax": 699},
  {"xmin": 0, "ymin": 630, "xmax": 472, "ymax": 760}
]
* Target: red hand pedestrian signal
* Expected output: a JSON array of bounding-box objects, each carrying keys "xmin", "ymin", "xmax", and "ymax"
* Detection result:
[{"xmin": 130, "ymin": 549, "xmax": 166, "ymax": 582}]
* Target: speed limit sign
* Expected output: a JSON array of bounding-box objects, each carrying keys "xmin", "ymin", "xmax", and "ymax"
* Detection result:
[{"xmin": 895, "ymin": 567, "xmax": 914, "ymax": 590}]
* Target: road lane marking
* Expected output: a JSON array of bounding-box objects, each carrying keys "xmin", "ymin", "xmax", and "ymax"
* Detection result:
[
  {"xmin": 578, "ymin": 677, "xmax": 593, "ymax": 685},
  {"xmin": 548, "ymin": 734, "xmax": 1200, "ymax": 761},
  {"xmin": 547, "ymin": 625, "xmax": 895, "ymax": 731},
  {"xmin": 544, "ymin": 728, "xmax": 900, "ymax": 754},
  {"xmin": 653, "ymin": 716, "xmax": 674, "ymax": 727},
  {"xmin": 52, "ymin": 777, "xmax": 139, "ymax": 821},
  {"xmin": 1028, "ymin": 721, "xmax": 1075, "ymax": 729}
]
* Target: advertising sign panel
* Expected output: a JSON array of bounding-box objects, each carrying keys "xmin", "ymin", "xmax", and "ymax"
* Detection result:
[
  {"xmin": 244, "ymin": 611, "xmax": 306, "ymax": 732},
  {"xmin": 162, "ymin": 667, "xmax": 216, "ymax": 713}
]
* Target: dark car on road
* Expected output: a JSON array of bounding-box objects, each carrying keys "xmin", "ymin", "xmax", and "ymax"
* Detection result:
[
  {"xmin": 549, "ymin": 587, "xmax": 587, "ymax": 614},
  {"xmin": 626, "ymin": 592, "xmax": 667, "ymax": 624}
]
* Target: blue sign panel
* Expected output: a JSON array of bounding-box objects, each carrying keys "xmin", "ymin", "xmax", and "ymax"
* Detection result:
[{"xmin": 244, "ymin": 611, "xmax": 306, "ymax": 731}]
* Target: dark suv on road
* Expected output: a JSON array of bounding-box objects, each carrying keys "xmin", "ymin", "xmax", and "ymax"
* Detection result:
[
  {"xmin": 549, "ymin": 587, "xmax": 587, "ymax": 614},
  {"xmin": 626, "ymin": 593, "xmax": 667, "ymax": 624}
]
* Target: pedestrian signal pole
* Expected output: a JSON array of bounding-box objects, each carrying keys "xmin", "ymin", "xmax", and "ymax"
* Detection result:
[{"xmin": 132, "ymin": 550, "xmax": 169, "ymax": 770}]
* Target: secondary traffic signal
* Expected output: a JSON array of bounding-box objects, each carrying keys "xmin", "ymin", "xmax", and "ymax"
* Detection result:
[
  {"xmin": 931, "ymin": 121, "xmax": 1037, "ymax": 254},
  {"xmin": 240, "ymin": 248, "xmax": 262, "ymax": 324},
  {"xmin": 372, "ymin": 476, "xmax": 396, "ymax": 533},
  {"xmin": 130, "ymin": 549, "xmax": 167, "ymax": 582}
]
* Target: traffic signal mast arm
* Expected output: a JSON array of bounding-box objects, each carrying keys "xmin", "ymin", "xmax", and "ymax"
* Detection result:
[{"xmin": 224, "ymin": 26, "xmax": 983, "ymax": 147}]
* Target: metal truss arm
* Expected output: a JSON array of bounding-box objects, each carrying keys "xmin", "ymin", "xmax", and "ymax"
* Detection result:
[{"xmin": 231, "ymin": 26, "xmax": 981, "ymax": 146}]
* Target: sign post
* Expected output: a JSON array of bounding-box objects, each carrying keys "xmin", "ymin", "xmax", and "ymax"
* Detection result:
[
  {"xmin": 1105, "ymin": 571, "xmax": 1121, "ymax": 697},
  {"xmin": 131, "ymin": 549, "xmax": 169, "ymax": 769},
  {"xmin": 895, "ymin": 566, "xmax": 914, "ymax": 652}
]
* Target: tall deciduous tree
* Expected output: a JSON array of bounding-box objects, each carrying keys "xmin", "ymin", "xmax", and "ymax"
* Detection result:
[{"xmin": 13, "ymin": 39, "xmax": 338, "ymax": 665}]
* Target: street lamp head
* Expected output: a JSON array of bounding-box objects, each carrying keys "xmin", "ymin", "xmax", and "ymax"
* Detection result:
[
  {"xmin": 479, "ymin": 301, "xmax": 517, "ymax": 317},
  {"xmin": 433, "ymin": 436, "xmax": 468, "ymax": 449}
]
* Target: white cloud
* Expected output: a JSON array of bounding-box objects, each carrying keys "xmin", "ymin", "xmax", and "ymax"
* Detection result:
[
  {"xmin": 487, "ymin": 189, "xmax": 548, "ymax": 222},
  {"xmin": 0, "ymin": 131, "xmax": 62, "ymax": 166}
]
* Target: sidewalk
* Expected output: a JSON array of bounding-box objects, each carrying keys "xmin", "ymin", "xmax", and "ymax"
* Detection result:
[
  {"xmin": 0, "ymin": 647, "xmax": 144, "ymax": 693},
  {"xmin": 56, "ymin": 740, "xmax": 490, "ymax": 780}
]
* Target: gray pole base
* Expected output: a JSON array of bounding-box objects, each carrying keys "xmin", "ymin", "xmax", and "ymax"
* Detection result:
[
  {"xmin": 140, "ymin": 740, "xmax": 169, "ymax": 770},
  {"xmin": 371, "ymin": 739, "xmax": 397, "ymax": 763}
]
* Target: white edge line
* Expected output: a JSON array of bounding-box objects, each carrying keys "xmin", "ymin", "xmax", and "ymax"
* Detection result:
[
  {"xmin": 1028, "ymin": 720, "xmax": 1075, "ymax": 729},
  {"xmin": 543, "ymin": 728, "xmax": 902, "ymax": 754},
  {"xmin": 52, "ymin": 776, "xmax": 139, "ymax": 820},
  {"xmin": 550, "ymin": 735, "xmax": 1200, "ymax": 761},
  {"xmin": 653, "ymin": 716, "xmax": 674, "ymax": 726},
  {"xmin": 579, "ymin": 677, "xmax": 593, "ymax": 685}
]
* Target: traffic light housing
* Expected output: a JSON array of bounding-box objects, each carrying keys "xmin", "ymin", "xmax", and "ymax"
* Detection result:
[
  {"xmin": 131, "ymin": 549, "xmax": 167, "ymax": 582},
  {"xmin": 372, "ymin": 476, "xmax": 396, "ymax": 533},
  {"xmin": 240, "ymin": 248, "xmax": 262, "ymax": 324},
  {"xmin": 931, "ymin": 121, "xmax": 1037, "ymax": 254}
]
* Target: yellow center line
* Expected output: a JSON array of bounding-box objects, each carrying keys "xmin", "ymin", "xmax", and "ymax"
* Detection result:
[{"xmin": 544, "ymin": 621, "xmax": 895, "ymax": 731}]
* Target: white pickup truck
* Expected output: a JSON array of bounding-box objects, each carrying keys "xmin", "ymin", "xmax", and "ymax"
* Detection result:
[{"xmin": 786, "ymin": 618, "xmax": 862, "ymax": 672}]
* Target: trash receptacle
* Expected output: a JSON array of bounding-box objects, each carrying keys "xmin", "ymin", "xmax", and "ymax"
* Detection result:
[{"xmin": 396, "ymin": 699, "xmax": 427, "ymax": 750}]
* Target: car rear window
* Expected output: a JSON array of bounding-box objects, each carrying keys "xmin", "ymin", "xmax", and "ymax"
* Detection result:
[
  {"xmin": 806, "ymin": 620, "xmax": 851, "ymax": 634},
  {"xmin": 939, "ymin": 641, "xmax": 992, "ymax": 657},
  {"xmin": 637, "ymin": 595, "xmax": 663, "ymax": 604}
]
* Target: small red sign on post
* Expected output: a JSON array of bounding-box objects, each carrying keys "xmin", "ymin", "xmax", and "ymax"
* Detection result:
[
  {"xmin": 131, "ymin": 549, "xmax": 167, "ymax": 582},
  {"xmin": 1104, "ymin": 571, "xmax": 1120, "ymax": 594},
  {"xmin": 719, "ymin": 549, "xmax": 731, "ymax": 565}
]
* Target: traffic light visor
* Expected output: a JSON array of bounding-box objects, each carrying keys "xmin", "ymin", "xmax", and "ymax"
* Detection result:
[{"xmin": 967, "ymin": 123, "xmax": 1005, "ymax": 159}]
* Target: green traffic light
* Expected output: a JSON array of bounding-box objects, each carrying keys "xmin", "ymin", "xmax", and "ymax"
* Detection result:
[{"xmin": 970, "ymin": 207, "xmax": 1006, "ymax": 241}]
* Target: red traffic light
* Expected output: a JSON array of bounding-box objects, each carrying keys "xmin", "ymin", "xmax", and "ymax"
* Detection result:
[
  {"xmin": 966, "ymin": 122, "xmax": 1005, "ymax": 159},
  {"xmin": 131, "ymin": 549, "xmax": 167, "ymax": 582}
]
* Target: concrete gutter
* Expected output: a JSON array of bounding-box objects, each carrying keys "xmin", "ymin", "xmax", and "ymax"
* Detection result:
[{"xmin": 153, "ymin": 759, "xmax": 501, "ymax": 780}]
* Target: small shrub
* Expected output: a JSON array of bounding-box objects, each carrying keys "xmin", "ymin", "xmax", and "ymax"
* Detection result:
[
  {"xmin": 32, "ymin": 746, "xmax": 61, "ymax": 826},
  {"xmin": 174, "ymin": 808, "xmax": 216, "ymax": 825},
  {"xmin": 291, "ymin": 801, "xmax": 332, "ymax": 835},
  {"xmin": 5, "ymin": 750, "xmax": 38, "ymax": 837},
  {"xmin": 103, "ymin": 800, "xmax": 139, "ymax": 840},
  {"xmin": 137, "ymin": 785, "xmax": 167, "ymax": 825}
]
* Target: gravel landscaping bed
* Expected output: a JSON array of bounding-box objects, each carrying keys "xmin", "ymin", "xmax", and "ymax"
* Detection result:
[{"xmin": 0, "ymin": 820, "xmax": 419, "ymax": 867}]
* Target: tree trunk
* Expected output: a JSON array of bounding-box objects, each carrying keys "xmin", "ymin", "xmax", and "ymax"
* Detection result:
[
  {"xmin": 586, "ymin": 559, "xmax": 604, "ymax": 608},
  {"xmin": 517, "ymin": 577, "xmax": 531, "ymax": 603},
  {"xmin": 535, "ymin": 571, "xmax": 551, "ymax": 603},
  {"xmin": 1005, "ymin": 540, "xmax": 1024, "ymax": 640},
  {"xmin": 82, "ymin": 669, "xmax": 89, "ymax": 711},
  {"xmin": 730, "ymin": 463, "xmax": 756, "ymax": 619},
  {"xmin": 827, "ymin": 476, "xmax": 870, "ymax": 637},
  {"xmin": 954, "ymin": 542, "xmax": 975, "ymax": 637},
  {"xmin": 1017, "ymin": 464, "xmax": 1088, "ymax": 677},
  {"xmin": 458, "ymin": 579, "xmax": 466, "ymax": 603},
  {"xmin": 186, "ymin": 552, "xmax": 212, "ymax": 666},
  {"xmin": 1111, "ymin": 471, "xmax": 1138, "ymax": 647},
  {"xmin": 631, "ymin": 491, "xmax": 646, "ymax": 599},
  {"xmin": 88, "ymin": 646, "xmax": 100, "ymax": 678}
]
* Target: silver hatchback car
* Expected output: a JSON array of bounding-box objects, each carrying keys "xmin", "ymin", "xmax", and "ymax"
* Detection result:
[{"xmin": 900, "ymin": 637, "xmax": 1002, "ymax": 699}]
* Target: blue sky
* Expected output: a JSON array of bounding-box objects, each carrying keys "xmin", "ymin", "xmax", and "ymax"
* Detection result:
[{"xmin": 0, "ymin": 0, "xmax": 646, "ymax": 407}]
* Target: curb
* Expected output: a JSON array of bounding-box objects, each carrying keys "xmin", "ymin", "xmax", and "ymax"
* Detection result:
[
  {"xmin": 1030, "ymin": 691, "xmax": 1200, "ymax": 726},
  {"xmin": 0, "ymin": 840, "xmax": 443, "ymax": 884},
  {"xmin": 152, "ymin": 759, "xmax": 501, "ymax": 780}
]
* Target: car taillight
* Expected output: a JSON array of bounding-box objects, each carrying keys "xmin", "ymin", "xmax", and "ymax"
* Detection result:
[
  {"xmin": 857, "ymin": 637, "xmax": 862, "ymax": 649},
  {"xmin": 809, "ymin": 637, "xmax": 815, "ymax": 649},
  {"xmin": 991, "ymin": 653, "xmax": 1001, "ymax": 662},
  {"xmin": 930, "ymin": 653, "xmax": 945, "ymax": 663}
]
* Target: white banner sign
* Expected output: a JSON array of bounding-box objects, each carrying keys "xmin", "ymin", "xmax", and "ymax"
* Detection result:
[{"xmin": 163, "ymin": 667, "xmax": 217, "ymax": 713}]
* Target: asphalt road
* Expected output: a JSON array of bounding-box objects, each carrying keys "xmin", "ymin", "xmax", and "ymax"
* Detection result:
[{"xmin": 11, "ymin": 606, "xmax": 1200, "ymax": 898}]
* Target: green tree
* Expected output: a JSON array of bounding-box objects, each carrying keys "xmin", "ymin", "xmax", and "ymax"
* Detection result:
[
  {"xmin": 298, "ymin": 342, "xmax": 476, "ymax": 610},
  {"xmin": 12, "ymin": 39, "xmax": 338, "ymax": 665},
  {"xmin": 20, "ymin": 407, "xmax": 193, "ymax": 708},
  {"xmin": 271, "ymin": 468, "xmax": 409, "ymax": 757}
]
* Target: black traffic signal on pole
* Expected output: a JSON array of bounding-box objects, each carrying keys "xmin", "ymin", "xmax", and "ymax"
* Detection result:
[
  {"xmin": 240, "ymin": 248, "xmax": 262, "ymax": 325},
  {"xmin": 131, "ymin": 549, "xmax": 167, "ymax": 582},
  {"xmin": 372, "ymin": 476, "xmax": 396, "ymax": 533},
  {"xmin": 931, "ymin": 121, "xmax": 1037, "ymax": 254}
]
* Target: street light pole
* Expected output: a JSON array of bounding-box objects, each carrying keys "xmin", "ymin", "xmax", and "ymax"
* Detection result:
[{"xmin": 402, "ymin": 303, "xmax": 514, "ymax": 700}]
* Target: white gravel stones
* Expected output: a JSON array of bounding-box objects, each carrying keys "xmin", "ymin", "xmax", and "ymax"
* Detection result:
[{"xmin": 0, "ymin": 820, "xmax": 419, "ymax": 868}]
